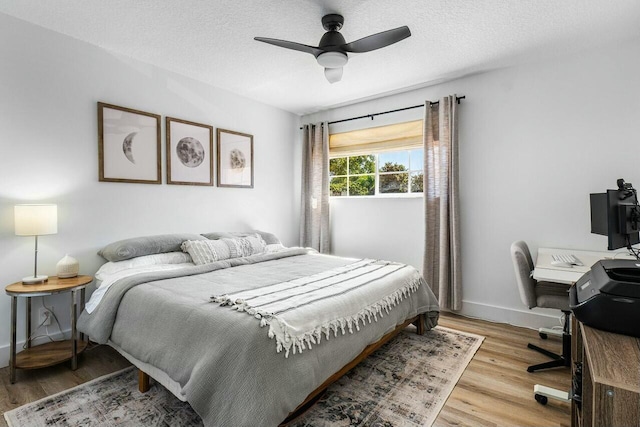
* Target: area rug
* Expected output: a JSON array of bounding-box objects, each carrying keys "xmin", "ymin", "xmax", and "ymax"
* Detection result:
[{"xmin": 4, "ymin": 326, "xmax": 483, "ymax": 427}]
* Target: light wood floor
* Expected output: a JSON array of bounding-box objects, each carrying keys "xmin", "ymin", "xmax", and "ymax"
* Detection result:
[
  {"xmin": 0, "ymin": 312, "xmax": 571, "ymax": 426},
  {"xmin": 436, "ymin": 313, "xmax": 570, "ymax": 427}
]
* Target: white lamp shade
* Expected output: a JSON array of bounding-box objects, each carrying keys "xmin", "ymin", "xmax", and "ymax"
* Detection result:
[{"xmin": 14, "ymin": 204, "xmax": 58, "ymax": 236}]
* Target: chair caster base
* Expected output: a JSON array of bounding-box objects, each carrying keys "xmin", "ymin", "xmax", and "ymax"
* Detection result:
[
  {"xmin": 538, "ymin": 326, "xmax": 563, "ymax": 339},
  {"xmin": 535, "ymin": 394, "xmax": 548, "ymax": 405},
  {"xmin": 533, "ymin": 384, "xmax": 570, "ymax": 405}
]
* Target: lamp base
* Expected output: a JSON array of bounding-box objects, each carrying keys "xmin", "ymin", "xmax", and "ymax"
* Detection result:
[{"xmin": 22, "ymin": 275, "xmax": 48, "ymax": 285}]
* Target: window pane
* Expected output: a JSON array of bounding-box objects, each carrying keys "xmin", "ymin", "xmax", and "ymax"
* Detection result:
[
  {"xmin": 379, "ymin": 172, "xmax": 408, "ymax": 193},
  {"xmin": 348, "ymin": 155, "xmax": 375, "ymax": 175},
  {"xmin": 330, "ymin": 177, "xmax": 347, "ymax": 196},
  {"xmin": 410, "ymin": 149, "xmax": 423, "ymax": 171},
  {"xmin": 349, "ymin": 175, "xmax": 375, "ymax": 196},
  {"xmin": 411, "ymin": 171, "xmax": 424, "ymax": 193},
  {"xmin": 378, "ymin": 151, "xmax": 409, "ymax": 172},
  {"xmin": 329, "ymin": 157, "xmax": 347, "ymax": 177}
]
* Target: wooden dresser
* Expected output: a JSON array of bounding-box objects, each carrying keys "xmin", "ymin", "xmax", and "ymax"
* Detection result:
[{"xmin": 571, "ymin": 320, "xmax": 640, "ymax": 427}]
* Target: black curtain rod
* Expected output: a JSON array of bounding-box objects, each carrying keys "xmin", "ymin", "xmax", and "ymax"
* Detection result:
[{"xmin": 300, "ymin": 96, "xmax": 465, "ymax": 129}]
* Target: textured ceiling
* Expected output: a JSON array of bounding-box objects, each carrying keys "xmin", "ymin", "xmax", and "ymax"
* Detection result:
[{"xmin": 2, "ymin": 1, "xmax": 639, "ymax": 115}]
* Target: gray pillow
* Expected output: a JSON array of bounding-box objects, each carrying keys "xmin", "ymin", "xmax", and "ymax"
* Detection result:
[
  {"xmin": 201, "ymin": 230, "xmax": 281, "ymax": 245},
  {"xmin": 98, "ymin": 233, "xmax": 207, "ymax": 262}
]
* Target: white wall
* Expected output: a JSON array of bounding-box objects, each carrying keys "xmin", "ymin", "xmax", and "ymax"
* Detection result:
[
  {"xmin": 0, "ymin": 14, "xmax": 299, "ymax": 367},
  {"xmin": 303, "ymin": 37, "xmax": 640, "ymax": 329}
]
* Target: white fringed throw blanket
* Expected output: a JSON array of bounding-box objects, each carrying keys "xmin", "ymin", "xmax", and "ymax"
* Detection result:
[{"xmin": 212, "ymin": 258, "xmax": 424, "ymax": 357}]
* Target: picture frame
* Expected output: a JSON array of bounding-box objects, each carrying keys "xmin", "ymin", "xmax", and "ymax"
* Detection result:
[
  {"xmin": 217, "ymin": 128, "xmax": 254, "ymax": 188},
  {"xmin": 166, "ymin": 117, "xmax": 214, "ymax": 186},
  {"xmin": 98, "ymin": 102, "xmax": 161, "ymax": 184}
]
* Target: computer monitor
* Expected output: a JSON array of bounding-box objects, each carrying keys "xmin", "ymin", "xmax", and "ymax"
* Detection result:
[{"xmin": 590, "ymin": 180, "xmax": 640, "ymax": 251}]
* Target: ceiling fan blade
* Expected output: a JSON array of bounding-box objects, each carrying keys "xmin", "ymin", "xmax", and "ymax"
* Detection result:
[
  {"xmin": 324, "ymin": 67, "xmax": 343, "ymax": 84},
  {"xmin": 340, "ymin": 26, "xmax": 411, "ymax": 53},
  {"xmin": 254, "ymin": 37, "xmax": 322, "ymax": 56}
]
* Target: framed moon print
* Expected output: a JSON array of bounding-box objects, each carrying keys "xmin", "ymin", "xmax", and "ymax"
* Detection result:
[
  {"xmin": 98, "ymin": 102, "xmax": 161, "ymax": 184},
  {"xmin": 166, "ymin": 117, "xmax": 214, "ymax": 186},
  {"xmin": 217, "ymin": 128, "xmax": 254, "ymax": 188}
]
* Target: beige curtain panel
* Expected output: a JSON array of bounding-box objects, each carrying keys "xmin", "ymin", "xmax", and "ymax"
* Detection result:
[
  {"xmin": 300, "ymin": 122, "xmax": 330, "ymax": 253},
  {"xmin": 423, "ymin": 96, "xmax": 462, "ymax": 311}
]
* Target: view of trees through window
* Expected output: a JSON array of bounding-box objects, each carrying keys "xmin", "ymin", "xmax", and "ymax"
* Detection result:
[{"xmin": 329, "ymin": 149, "xmax": 424, "ymax": 197}]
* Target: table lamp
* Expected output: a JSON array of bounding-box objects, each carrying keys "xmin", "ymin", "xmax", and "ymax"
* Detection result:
[{"xmin": 14, "ymin": 204, "xmax": 58, "ymax": 284}]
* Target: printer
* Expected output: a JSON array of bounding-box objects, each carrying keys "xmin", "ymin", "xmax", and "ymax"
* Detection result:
[{"xmin": 570, "ymin": 259, "xmax": 640, "ymax": 338}]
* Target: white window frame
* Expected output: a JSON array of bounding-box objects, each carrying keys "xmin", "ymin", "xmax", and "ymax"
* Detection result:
[{"xmin": 329, "ymin": 149, "xmax": 424, "ymax": 198}]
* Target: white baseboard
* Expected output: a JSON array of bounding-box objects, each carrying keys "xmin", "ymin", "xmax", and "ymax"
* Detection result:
[
  {"xmin": 0, "ymin": 328, "xmax": 71, "ymax": 369},
  {"xmin": 457, "ymin": 300, "xmax": 565, "ymax": 330}
]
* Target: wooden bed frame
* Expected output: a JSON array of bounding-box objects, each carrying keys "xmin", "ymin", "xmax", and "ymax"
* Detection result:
[{"xmin": 137, "ymin": 312, "xmax": 426, "ymax": 424}]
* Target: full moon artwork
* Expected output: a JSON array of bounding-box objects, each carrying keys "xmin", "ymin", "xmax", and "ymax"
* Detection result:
[
  {"xmin": 229, "ymin": 149, "xmax": 246, "ymax": 169},
  {"xmin": 122, "ymin": 132, "xmax": 138, "ymax": 164},
  {"xmin": 176, "ymin": 137, "xmax": 205, "ymax": 168}
]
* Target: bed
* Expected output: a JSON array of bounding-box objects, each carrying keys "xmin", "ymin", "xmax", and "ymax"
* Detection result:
[{"xmin": 77, "ymin": 232, "xmax": 440, "ymax": 426}]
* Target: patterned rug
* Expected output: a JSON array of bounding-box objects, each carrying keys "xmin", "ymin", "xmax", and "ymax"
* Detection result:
[{"xmin": 4, "ymin": 326, "xmax": 483, "ymax": 427}]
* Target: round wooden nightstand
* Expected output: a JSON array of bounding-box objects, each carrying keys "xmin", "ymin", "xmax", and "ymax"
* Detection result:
[{"xmin": 5, "ymin": 275, "xmax": 93, "ymax": 384}]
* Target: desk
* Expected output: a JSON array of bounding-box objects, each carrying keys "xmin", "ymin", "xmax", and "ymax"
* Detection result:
[
  {"xmin": 571, "ymin": 320, "xmax": 640, "ymax": 427},
  {"xmin": 533, "ymin": 248, "xmax": 630, "ymax": 285}
]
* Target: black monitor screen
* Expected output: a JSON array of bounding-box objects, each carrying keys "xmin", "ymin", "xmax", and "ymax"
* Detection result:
[{"xmin": 590, "ymin": 188, "xmax": 640, "ymax": 250}]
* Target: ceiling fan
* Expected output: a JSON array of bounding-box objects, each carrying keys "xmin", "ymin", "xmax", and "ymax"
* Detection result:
[{"xmin": 254, "ymin": 14, "xmax": 411, "ymax": 83}]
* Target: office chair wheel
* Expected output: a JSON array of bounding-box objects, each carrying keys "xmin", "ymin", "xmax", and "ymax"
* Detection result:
[
  {"xmin": 535, "ymin": 394, "xmax": 548, "ymax": 405},
  {"xmin": 539, "ymin": 332, "xmax": 548, "ymax": 339}
]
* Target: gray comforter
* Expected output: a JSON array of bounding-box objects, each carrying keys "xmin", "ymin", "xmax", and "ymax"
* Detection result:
[{"xmin": 78, "ymin": 249, "xmax": 440, "ymax": 427}]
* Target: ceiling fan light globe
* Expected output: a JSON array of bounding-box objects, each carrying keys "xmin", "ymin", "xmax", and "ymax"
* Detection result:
[
  {"xmin": 324, "ymin": 67, "xmax": 343, "ymax": 83},
  {"xmin": 316, "ymin": 51, "xmax": 348, "ymax": 68}
]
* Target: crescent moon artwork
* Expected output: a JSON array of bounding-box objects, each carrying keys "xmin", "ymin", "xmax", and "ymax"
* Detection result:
[
  {"xmin": 176, "ymin": 137, "xmax": 205, "ymax": 168},
  {"xmin": 122, "ymin": 132, "xmax": 138, "ymax": 164}
]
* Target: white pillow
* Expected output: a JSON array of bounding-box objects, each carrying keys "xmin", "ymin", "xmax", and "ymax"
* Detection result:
[
  {"xmin": 87, "ymin": 262, "xmax": 194, "ymax": 314},
  {"xmin": 95, "ymin": 251, "xmax": 193, "ymax": 281},
  {"xmin": 182, "ymin": 234, "xmax": 267, "ymax": 265}
]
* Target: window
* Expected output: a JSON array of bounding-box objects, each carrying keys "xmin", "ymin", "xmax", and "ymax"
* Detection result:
[
  {"xmin": 328, "ymin": 119, "xmax": 425, "ymax": 197},
  {"xmin": 330, "ymin": 149, "xmax": 423, "ymax": 197}
]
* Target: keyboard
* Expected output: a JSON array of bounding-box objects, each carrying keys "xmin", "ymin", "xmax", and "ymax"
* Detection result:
[{"xmin": 551, "ymin": 254, "xmax": 584, "ymax": 266}]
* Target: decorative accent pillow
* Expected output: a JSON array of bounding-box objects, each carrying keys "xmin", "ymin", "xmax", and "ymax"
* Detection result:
[
  {"xmin": 98, "ymin": 233, "xmax": 207, "ymax": 262},
  {"xmin": 182, "ymin": 234, "xmax": 267, "ymax": 265},
  {"xmin": 221, "ymin": 234, "xmax": 267, "ymax": 258},
  {"xmin": 265, "ymin": 243, "xmax": 285, "ymax": 253},
  {"xmin": 181, "ymin": 240, "xmax": 231, "ymax": 266},
  {"xmin": 201, "ymin": 230, "xmax": 281, "ymax": 245}
]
